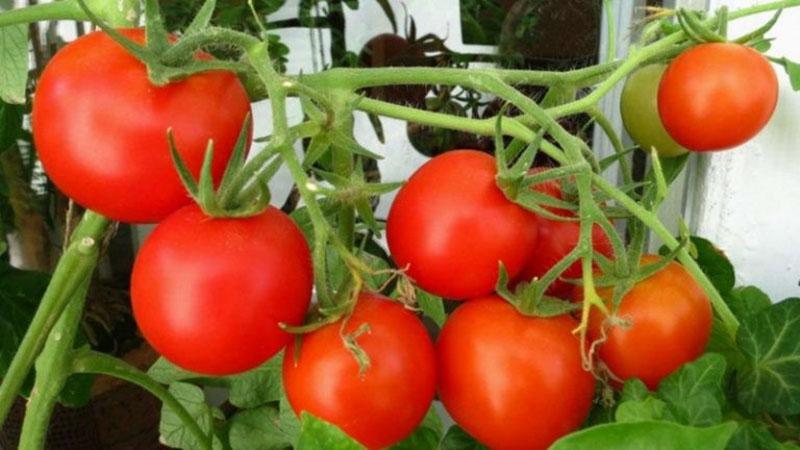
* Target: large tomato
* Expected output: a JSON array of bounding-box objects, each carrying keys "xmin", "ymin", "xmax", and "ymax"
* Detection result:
[
  {"xmin": 32, "ymin": 29, "xmax": 251, "ymax": 223},
  {"xmin": 657, "ymin": 43, "xmax": 778, "ymax": 151},
  {"xmin": 620, "ymin": 64, "xmax": 687, "ymax": 158},
  {"xmin": 386, "ymin": 150, "xmax": 538, "ymax": 299},
  {"xmin": 437, "ymin": 296, "xmax": 595, "ymax": 450},
  {"xmin": 587, "ymin": 255, "xmax": 712, "ymax": 389},
  {"xmin": 520, "ymin": 169, "xmax": 613, "ymax": 296},
  {"xmin": 282, "ymin": 293, "xmax": 436, "ymax": 449},
  {"xmin": 131, "ymin": 205, "xmax": 312, "ymax": 375}
]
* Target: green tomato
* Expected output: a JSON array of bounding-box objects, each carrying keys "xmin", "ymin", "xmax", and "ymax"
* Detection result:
[{"xmin": 620, "ymin": 64, "xmax": 687, "ymax": 158}]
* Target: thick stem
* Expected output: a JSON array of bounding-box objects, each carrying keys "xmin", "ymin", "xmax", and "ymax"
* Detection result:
[
  {"xmin": 19, "ymin": 277, "xmax": 94, "ymax": 450},
  {"xmin": 71, "ymin": 351, "xmax": 212, "ymax": 450},
  {"xmin": 0, "ymin": 212, "xmax": 108, "ymax": 428},
  {"xmin": 0, "ymin": 0, "xmax": 140, "ymax": 28}
]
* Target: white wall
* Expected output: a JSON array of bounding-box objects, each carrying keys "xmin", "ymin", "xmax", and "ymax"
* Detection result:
[{"xmin": 686, "ymin": 0, "xmax": 800, "ymax": 301}]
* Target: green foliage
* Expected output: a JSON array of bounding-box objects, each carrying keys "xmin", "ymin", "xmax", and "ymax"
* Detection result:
[
  {"xmin": 439, "ymin": 425, "xmax": 487, "ymax": 450},
  {"xmin": 690, "ymin": 236, "xmax": 736, "ymax": 295},
  {"xmin": 550, "ymin": 421, "xmax": 738, "ymax": 450},
  {"xmin": 416, "ymin": 290, "xmax": 446, "ymax": 328},
  {"xmin": 228, "ymin": 406, "xmax": 295, "ymax": 450},
  {"xmin": 0, "ymin": 263, "xmax": 49, "ymax": 378},
  {"xmin": 736, "ymin": 297, "xmax": 800, "ymax": 415},
  {"xmin": 159, "ymin": 382, "xmax": 225, "ymax": 450},
  {"xmin": 391, "ymin": 407, "xmax": 443, "ymax": 450},
  {"xmin": 0, "ymin": 24, "xmax": 28, "ymax": 104},
  {"xmin": 296, "ymin": 413, "xmax": 363, "ymax": 450}
]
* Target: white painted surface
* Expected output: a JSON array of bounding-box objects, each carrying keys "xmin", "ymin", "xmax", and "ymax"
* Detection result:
[{"xmin": 686, "ymin": 0, "xmax": 800, "ymax": 300}]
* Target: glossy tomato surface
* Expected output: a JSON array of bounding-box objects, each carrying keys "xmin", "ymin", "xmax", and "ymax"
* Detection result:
[
  {"xmin": 386, "ymin": 150, "xmax": 538, "ymax": 299},
  {"xmin": 588, "ymin": 255, "xmax": 713, "ymax": 389},
  {"xmin": 657, "ymin": 43, "xmax": 778, "ymax": 151},
  {"xmin": 437, "ymin": 296, "xmax": 595, "ymax": 450},
  {"xmin": 620, "ymin": 64, "xmax": 687, "ymax": 158},
  {"xmin": 520, "ymin": 170, "xmax": 613, "ymax": 296},
  {"xmin": 282, "ymin": 293, "xmax": 436, "ymax": 449},
  {"xmin": 32, "ymin": 29, "xmax": 251, "ymax": 223},
  {"xmin": 131, "ymin": 205, "xmax": 312, "ymax": 375}
]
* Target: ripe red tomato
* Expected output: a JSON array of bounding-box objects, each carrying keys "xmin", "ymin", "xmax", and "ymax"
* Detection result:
[
  {"xmin": 657, "ymin": 43, "xmax": 778, "ymax": 151},
  {"xmin": 32, "ymin": 29, "xmax": 251, "ymax": 223},
  {"xmin": 437, "ymin": 296, "xmax": 595, "ymax": 450},
  {"xmin": 131, "ymin": 205, "xmax": 312, "ymax": 375},
  {"xmin": 282, "ymin": 293, "xmax": 436, "ymax": 449},
  {"xmin": 520, "ymin": 170, "xmax": 613, "ymax": 296},
  {"xmin": 386, "ymin": 150, "xmax": 538, "ymax": 299},
  {"xmin": 587, "ymin": 255, "xmax": 712, "ymax": 389}
]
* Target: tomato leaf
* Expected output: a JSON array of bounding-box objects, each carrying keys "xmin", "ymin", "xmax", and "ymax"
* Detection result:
[
  {"xmin": 440, "ymin": 425, "xmax": 487, "ymax": 450},
  {"xmin": 0, "ymin": 100, "xmax": 23, "ymax": 153},
  {"xmin": 227, "ymin": 352, "xmax": 284, "ymax": 408},
  {"xmin": 550, "ymin": 421, "xmax": 738, "ymax": 450},
  {"xmin": 296, "ymin": 413, "xmax": 364, "ymax": 450},
  {"xmin": 228, "ymin": 406, "xmax": 294, "ymax": 450},
  {"xmin": 657, "ymin": 353, "xmax": 727, "ymax": 426},
  {"xmin": 278, "ymin": 391, "xmax": 301, "ymax": 447},
  {"xmin": 417, "ymin": 290, "xmax": 446, "ymax": 328},
  {"xmin": 0, "ymin": 24, "xmax": 28, "ymax": 104},
  {"xmin": 147, "ymin": 357, "xmax": 201, "ymax": 384},
  {"xmin": 391, "ymin": 406, "xmax": 443, "ymax": 450},
  {"xmin": 736, "ymin": 297, "xmax": 800, "ymax": 415},
  {"xmin": 620, "ymin": 379, "xmax": 651, "ymax": 401},
  {"xmin": 159, "ymin": 382, "xmax": 224, "ymax": 450}
]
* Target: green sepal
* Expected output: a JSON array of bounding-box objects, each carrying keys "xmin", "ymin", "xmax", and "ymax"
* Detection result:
[
  {"xmin": 734, "ymin": 8, "xmax": 782, "ymax": 45},
  {"xmin": 495, "ymin": 265, "xmax": 580, "ymax": 318},
  {"xmin": 185, "ymin": 0, "xmax": 217, "ymax": 36},
  {"xmin": 143, "ymin": 0, "xmax": 171, "ymax": 54},
  {"xmin": 219, "ymin": 114, "xmax": 253, "ymax": 195},
  {"xmin": 328, "ymin": 130, "xmax": 383, "ymax": 161},
  {"xmin": 167, "ymin": 129, "xmax": 200, "ymax": 200},
  {"xmin": 197, "ymin": 141, "xmax": 222, "ymax": 214},
  {"xmin": 678, "ymin": 9, "xmax": 725, "ymax": 43},
  {"xmin": 303, "ymin": 134, "xmax": 333, "ymax": 169}
]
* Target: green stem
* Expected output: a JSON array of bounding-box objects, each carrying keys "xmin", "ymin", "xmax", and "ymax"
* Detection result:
[
  {"xmin": 592, "ymin": 174, "xmax": 740, "ymax": 336},
  {"xmin": 0, "ymin": 1, "xmax": 83, "ymax": 27},
  {"xmin": 19, "ymin": 277, "xmax": 95, "ymax": 450},
  {"xmin": 589, "ymin": 107, "xmax": 633, "ymax": 185},
  {"xmin": 0, "ymin": 212, "xmax": 108, "ymax": 428},
  {"xmin": 71, "ymin": 350, "xmax": 213, "ymax": 450},
  {"xmin": 331, "ymin": 92, "xmax": 356, "ymax": 249}
]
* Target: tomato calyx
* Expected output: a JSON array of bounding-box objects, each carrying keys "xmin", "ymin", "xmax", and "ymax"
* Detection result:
[
  {"xmin": 76, "ymin": 0, "xmax": 254, "ymax": 86},
  {"xmin": 166, "ymin": 115, "xmax": 271, "ymax": 219},
  {"xmin": 496, "ymin": 264, "xmax": 580, "ymax": 318}
]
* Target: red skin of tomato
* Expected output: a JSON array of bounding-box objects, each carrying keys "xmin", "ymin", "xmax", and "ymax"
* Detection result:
[
  {"xmin": 282, "ymin": 293, "xmax": 436, "ymax": 449},
  {"xmin": 437, "ymin": 296, "xmax": 595, "ymax": 450},
  {"xmin": 131, "ymin": 205, "xmax": 312, "ymax": 375},
  {"xmin": 386, "ymin": 150, "xmax": 538, "ymax": 299},
  {"xmin": 32, "ymin": 29, "xmax": 251, "ymax": 223},
  {"xmin": 657, "ymin": 43, "xmax": 778, "ymax": 152},
  {"xmin": 586, "ymin": 255, "xmax": 713, "ymax": 389},
  {"xmin": 520, "ymin": 169, "xmax": 613, "ymax": 296}
]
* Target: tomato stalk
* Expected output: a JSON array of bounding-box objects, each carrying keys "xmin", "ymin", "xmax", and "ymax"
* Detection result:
[
  {"xmin": 0, "ymin": 212, "xmax": 107, "ymax": 427},
  {"xmin": 0, "ymin": 0, "xmax": 139, "ymax": 28}
]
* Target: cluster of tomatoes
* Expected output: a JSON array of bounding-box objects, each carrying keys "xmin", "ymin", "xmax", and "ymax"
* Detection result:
[{"xmin": 30, "ymin": 25, "xmax": 779, "ymax": 449}]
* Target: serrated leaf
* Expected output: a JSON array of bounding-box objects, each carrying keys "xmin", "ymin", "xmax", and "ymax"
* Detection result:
[
  {"xmin": 550, "ymin": 421, "xmax": 738, "ymax": 450},
  {"xmin": 228, "ymin": 406, "xmax": 294, "ymax": 450},
  {"xmin": 391, "ymin": 406, "xmax": 443, "ymax": 450},
  {"xmin": 440, "ymin": 425, "xmax": 487, "ymax": 450},
  {"xmin": 296, "ymin": 413, "xmax": 364, "ymax": 450},
  {"xmin": 227, "ymin": 352, "xmax": 283, "ymax": 408},
  {"xmin": 615, "ymin": 397, "xmax": 667, "ymax": 423},
  {"xmin": 621, "ymin": 379, "xmax": 651, "ymax": 402},
  {"xmin": 417, "ymin": 290, "xmax": 446, "ymax": 328},
  {"xmin": 737, "ymin": 297, "xmax": 800, "ymax": 415},
  {"xmin": 185, "ymin": 0, "xmax": 217, "ymax": 36},
  {"xmin": 657, "ymin": 353, "xmax": 727, "ymax": 426},
  {"xmin": 0, "ymin": 24, "xmax": 29, "ymax": 104},
  {"xmin": 159, "ymin": 382, "xmax": 223, "ymax": 450},
  {"xmin": 727, "ymin": 421, "xmax": 787, "ymax": 450},
  {"xmin": 778, "ymin": 58, "xmax": 800, "ymax": 92}
]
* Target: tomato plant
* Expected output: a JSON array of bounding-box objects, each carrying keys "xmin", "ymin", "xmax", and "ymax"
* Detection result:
[
  {"xmin": 131, "ymin": 204, "xmax": 312, "ymax": 375},
  {"xmin": 620, "ymin": 64, "xmax": 687, "ymax": 158},
  {"xmin": 283, "ymin": 293, "xmax": 436, "ymax": 449},
  {"xmin": 387, "ymin": 150, "xmax": 538, "ymax": 299},
  {"xmin": 437, "ymin": 296, "xmax": 595, "ymax": 450},
  {"xmin": 587, "ymin": 255, "xmax": 713, "ymax": 389},
  {"xmin": 32, "ymin": 28, "xmax": 251, "ymax": 223},
  {"xmin": 657, "ymin": 43, "xmax": 778, "ymax": 152}
]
